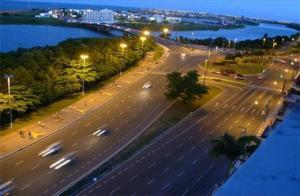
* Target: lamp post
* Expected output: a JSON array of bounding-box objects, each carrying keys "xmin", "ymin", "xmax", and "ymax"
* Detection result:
[
  {"xmin": 233, "ymin": 38, "xmax": 238, "ymax": 55},
  {"xmin": 203, "ymin": 58, "xmax": 208, "ymax": 86},
  {"xmin": 262, "ymin": 38, "xmax": 266, "ymax": 48},
  {"xmin": 120, "ymin": 43, "xmax": 127, "ymax": 56},
  {"xmin": 143, "ymin": 30, "xmax": 150, "ymax": 36},
  {"xmin": 140, "ymin": 36, "xmax": 146, "ymax": 50},
  {"xmin": 163, "ymin": 28, "xmax": 169, "ymax": 38},
  {"xmin": 80, "ymin": 54, "xmax": 89, "ymax": 95},
  {"xmin": 4, "ymin": 74, "xmax": 13, "ymax": 129}
]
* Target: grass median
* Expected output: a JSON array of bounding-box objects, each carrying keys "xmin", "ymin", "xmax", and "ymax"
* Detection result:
[{"xmin": 63, "ymin": 85, "xmax": 222, "ymax": 195}]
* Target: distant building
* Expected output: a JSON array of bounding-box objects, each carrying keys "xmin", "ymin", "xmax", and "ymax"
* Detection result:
[
  {"xmin": 153, "ymin": 14, "xmax": 164, "ymax": 23},
  {"xmin": 82, "ymin": 9, "xmax": 116, "ymax": 24},
  {"xmin": 165, "ymin": 16, "xmax": 182, "ymax": 24}
]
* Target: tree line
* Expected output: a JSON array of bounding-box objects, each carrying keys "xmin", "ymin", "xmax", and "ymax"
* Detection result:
[
  {"xmin": 175, "ymin": 33, "xmax": 299, "ymax": 50},
  {"xmin": 0, "ymin": 35, "xmax": 156, "ymax": 127}
]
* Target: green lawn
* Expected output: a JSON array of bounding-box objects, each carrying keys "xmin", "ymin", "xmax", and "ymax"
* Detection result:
[
  {"xmin": 206, "ymin": 62, "xmax": 266, "ymax": 75},
  {"xmin": 63, "ymin": 85, "xmax": 222, "ymax": 195}
]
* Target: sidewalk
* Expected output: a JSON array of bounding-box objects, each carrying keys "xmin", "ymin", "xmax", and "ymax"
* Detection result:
[{"xmin": 0, "ymin": 45, "xmax": 169, "ymax": 159}]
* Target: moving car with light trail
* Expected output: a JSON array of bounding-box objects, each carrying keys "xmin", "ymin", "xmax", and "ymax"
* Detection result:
[
  {"xmin": 93, "ymin": 126, "xmax": 110, "ymax": 137},
  {"xmin": 0, "ymin": 180, "xmax": 14, "ymax": 195},
  {"xmin": 38, "ymin": 141, "xmax": 62, "ymax": 157},
  {"xmin": 49, "ymin": 152, "xmax": 76, "ymax": 170},
  {"xmin": 142, "ymin": 82, "xmax": 152, "ymax": 89}
]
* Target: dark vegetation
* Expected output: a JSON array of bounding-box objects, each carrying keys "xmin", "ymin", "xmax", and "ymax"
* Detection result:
[{"xmin": 0, "ymin": 36, "xmax": 156, "ymax": 127}]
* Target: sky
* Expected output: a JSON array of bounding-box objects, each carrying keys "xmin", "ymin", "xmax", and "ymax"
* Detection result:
[{"xmin": 6, "ymin": 0, "xmax": 300, "ymax": 23}]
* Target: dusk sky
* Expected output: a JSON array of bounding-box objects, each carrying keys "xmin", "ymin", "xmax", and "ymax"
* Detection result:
[{"xmin": 13, "ymin": 0, "xmax": 300, "ymax": 22}]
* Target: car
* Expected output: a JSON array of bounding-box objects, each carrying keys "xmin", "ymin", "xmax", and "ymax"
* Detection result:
[
  {"xmin": 212, "ymin": 71, "xmax": 221, "ymax": 74},
  {"xmin": 0, "ymin": 181, "xmax": 14, "ymax": 195},
  {"xmin": 93, "ymin": 126, "xmax": 110, "ymax": 137},
  {"xmin": 258, "ymin": 75, "xmax": 263, "ymax": 80},
  {"xmin": 234, "ymin": 74, "xmax": 246, "ymax": 80},
  {"xmin": 49, "ymin": 152, "xmax": 76, "ymax": 170},
  {"xmin": 39, "ymin": 141, "xmax": 62, "ymax": 157},
  {"xmin": 142, "ymin": 82, "xmax": 152, "ymax": 89}
]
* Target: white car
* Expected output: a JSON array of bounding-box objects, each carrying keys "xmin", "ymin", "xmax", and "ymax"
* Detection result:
[
  {"xmin": 39, "ymin": 141, "xmax": 62, "ymax": 157},
  {"xmin": 49, "ymin": 152, "xmax": 76, "ymax": 170},
  {"xmin": 143, "ymin": 82, "xmax": 152, "ymax": 89},
  {"xmin": 93, "ymin": 126, "xmax": 110, "ymax": 137},
  {"xmin": 181, "ymin": 53, "xmax": 186, "ymax": 57},
  {"xmin": 0, "ymin": 181, "xmax": 14, "ymax": 195}
]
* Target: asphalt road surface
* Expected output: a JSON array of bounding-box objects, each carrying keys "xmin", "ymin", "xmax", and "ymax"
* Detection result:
[
  {"xmin": 0, "ymin": 43, "xmax": 207, "ymax": 195},
  {"xmin": 79, "ymin": 61, "xmax": 291, "ymax": 196}
]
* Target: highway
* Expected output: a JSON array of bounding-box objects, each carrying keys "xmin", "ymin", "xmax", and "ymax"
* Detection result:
[
  {"xmin": 0, "ymin": 43, "xmax": 207, "ymax": 195},
  {"xmin": 79, "ymin": 58, "xmax": 293, "ymax": 195}
]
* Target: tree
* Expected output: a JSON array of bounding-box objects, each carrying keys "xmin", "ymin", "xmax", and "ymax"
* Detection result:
[
  {"xmin": 0, "ymin": 93, "xmax": 9, "ymax": 127},
  {"xmin": 10, "ymin": 85, "xmax": 40, "ymax": 114},
  {"xmin": 165, "ymin": 70, "xmax": 208, "ymax": 102},
  {"xmin": 210, "ymin": 132, "xmax": 260, "ymax": 177}
]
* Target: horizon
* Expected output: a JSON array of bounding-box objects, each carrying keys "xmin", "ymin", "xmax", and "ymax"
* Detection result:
[{"xmin": 3, "ymin": 0, "xmax": 300, "ymax": 23}]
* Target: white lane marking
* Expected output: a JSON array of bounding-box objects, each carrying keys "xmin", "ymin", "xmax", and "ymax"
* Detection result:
[
  {"xmin": 30, "ymin": 164, "xmax": 39, "ymax": 170},
  {"xmin": 147, "ymin": 179, "xmax": 156, "ymax": 185},
  {"xmin": 182, "ymin": 188, "xmax": 190, "ymax": 196},
  {"xmin": 162, "ymin": 183, "xmax": 171, "ymax": 190},
  {"xmin": 178, "ymin": 171, "xmax": 185, "ymax": 177},
  {"xmin": 164, "ymin": 167, "xmax": 171, "ymax": 173},
  {"xmin": 130, "ymin": 175, "xmax": 138, "ymax": 182},
  {"xmin": 192, "ymin": 159, "xmax": 198, "ymax": 165},
  {"xmin": 148, "ymin": 162, "xmax": 156, "ymax": 169},
  {"xmin": 164, "ymin": 152, "xmax": 170, "ymax": 158},
  {"xmin": 72, "ymin": 142, "xmax": 79, "ymax": 147},
  {"xmin": 208, "ymin": 163, "xmax": 214, "ymax": 170},
  {"xmin": 188, "ymin": 135, "xmax": 193, "ymax": 140},
  {"xmin": 85, "ymin": 123, "xmax": 91, "ymax": 127},
  {"xmin": 110, "ymin": 187, "xmax": 120, "ymax": 195},
  {"xmin": 15, "ymin": 160, "xmax": 24, "ymax": 165},
  {"xmin": 19, "ymin": 184, "xmax": 30, "ymax": 191},
  {"xmin": 196, "ymin": 176, "xmax": 203, "ymax": 182},
  {"xmin": 203, "ymin": 149, "xmax": 209, "ymax": 154},
  {"xmin": 190, "ymin": 145, "xmax": 197, "ymax": 151},
  {"xmin": 72, "ymin": 131, "xmax": 78, "ymax": 135},
  {"xmin": 177, "ymin": 155, "xmax": 184, "ymax": 161}
]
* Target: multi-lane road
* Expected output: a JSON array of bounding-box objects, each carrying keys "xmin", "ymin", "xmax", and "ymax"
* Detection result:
[
  {"xmin": 0, "ymin": 36, "xmax": 294, "ymax": 196},
  {"xmin": 0, "ymin": 43, "xmax": 206, "ymax": 195},
  {"xmin": 78, "ymin": 56, "xmax": 293, "ymax": 195}
]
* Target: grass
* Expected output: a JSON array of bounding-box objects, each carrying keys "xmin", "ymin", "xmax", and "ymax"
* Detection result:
[
  {"xmin": 63, "ymin": 85, "xmax": 222, "ymax": 195},
  {"xmin": 204, "ymin": 57, "xmax": 267, "ymax": 75},
  {"xmin": 153, "ymin": 45, "xmax": 164, "ymax": 61}
]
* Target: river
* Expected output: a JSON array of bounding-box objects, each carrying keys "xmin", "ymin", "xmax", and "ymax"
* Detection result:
[
  {"xmin": 153, "ymin": 23, "xmax": 298, "ymax": 41},
  {"xmin": 0, "ymin": 24, "xmax": 122, "ymax": 52}
]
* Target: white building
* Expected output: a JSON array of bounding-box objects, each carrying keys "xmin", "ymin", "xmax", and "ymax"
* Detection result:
[
  {"xmin": 165, "ymin": 16, "xmax": 182, "ymax": 24},
  {"xmin": 153, "ymin": 14, "xmax": 164, "ymax": 23},
  {"xmin": 82, "ymin": 9, "xmax": 116, "ymax": 24}
]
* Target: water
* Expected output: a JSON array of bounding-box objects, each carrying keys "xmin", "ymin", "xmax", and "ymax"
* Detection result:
[
  {"xmin": 153, "ymin": 23, "xmax": 298, "ymax": 41},
  {"xmin": 0, "ymin": 25, "xmax": 122, "ymax": 52},
  {"xmin": 1, "ymin": 0, "xmax": 299, "ymax": 23}
]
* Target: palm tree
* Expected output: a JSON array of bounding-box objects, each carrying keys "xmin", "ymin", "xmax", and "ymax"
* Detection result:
[{"xmin": 210, "ymin": 132, "xmax": 260, "ymax": 178}]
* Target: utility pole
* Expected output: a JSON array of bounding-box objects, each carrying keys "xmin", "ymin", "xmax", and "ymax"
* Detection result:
[{"xmin": 4, "ymin": 74, "xmax": 13, "ymax": 129}]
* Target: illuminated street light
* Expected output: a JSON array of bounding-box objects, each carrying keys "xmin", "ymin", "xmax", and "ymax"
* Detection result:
[
  {"xmin": 254, "ymin": 101, "xmax": 259, "ymax": 105},
  {"xmin": 163, "ymin": 28, "xmax": 169, "ymax": 38},
  {"xmin": 120, "ymin": 43, "xmax": 127, "ymax": 55},
  {"xmin": 80, "ymin": 54, "xmax": 89, "ymax": 95},
  {"xmin": 4, "ymin": 74, "xmax": 13, "ymax": 129},
  {"xmin": 280, "ymin": 74, "xmax": 283, "ymax": 79},
  {"xmin": 140, "ymin": 36, "xmax": 147, "ymax": 49},
  {"xmin": 262, "ymin": 38, "xmax": 266, "ymax": 48},
  {"xmin": 285, "ymin": 68, "xmax": 289, "ymax": 73},
  {"xmin": 143, "ymin": 30, "xmax": 150, "ymax": 36},
  {"xmin": 273, "ymin": 81, "xmax": 278, "ymax": 86}
]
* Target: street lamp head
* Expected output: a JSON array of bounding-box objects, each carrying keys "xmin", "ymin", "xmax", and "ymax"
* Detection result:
[
  {"xmin": 285, "ymin": 68, "xmax": 289, "ymax": 73},
  {"xmin": 255, "ymin": 101, "xmax": 259, "ymax": 105},
  {"xmin": 140, "ymin": 36, "xmax": 146, "ymax": 42},
  {"xmin": 163, "ymin": 28, "xmax": 169, "ymax": 33},
  {"xmin": 273, "ymin": 81, "xmax": 278, "ymax": 85},
  {"xmin": 4, "ymin": 74, "xmax": 14, "ymax": 79},
  {"xmin": 120, "ymin": 43, "xmax": 127, "ymax": 49},
  {"xmin": 80, "ymin": 54, "xmax": 89, "ymax": 60},
  {"xmin": 143, "ymin": 30, "xmax": 150, "ymax": 36}
]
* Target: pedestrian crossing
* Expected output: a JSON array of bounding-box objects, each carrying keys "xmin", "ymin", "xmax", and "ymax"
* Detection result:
[
  {"xmin": 248, "ymin": 84, "xmax": 283, "ymax": 94},
  {"xmin": 216, "ymin": 102, "xmax": 268, "ymax": 116}
]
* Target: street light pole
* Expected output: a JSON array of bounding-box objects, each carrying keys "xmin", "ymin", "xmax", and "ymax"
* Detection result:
[
  {"xmin": 80, "ymin": 54, "xmax": 89, "ymax": 95},
  {"xmin": 203, "ymin": 58, "xmax": 208, "ymax": 86},
  {"xmin": 5, "ymin": 75, "xmax": 13, "ymax": 129}
]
